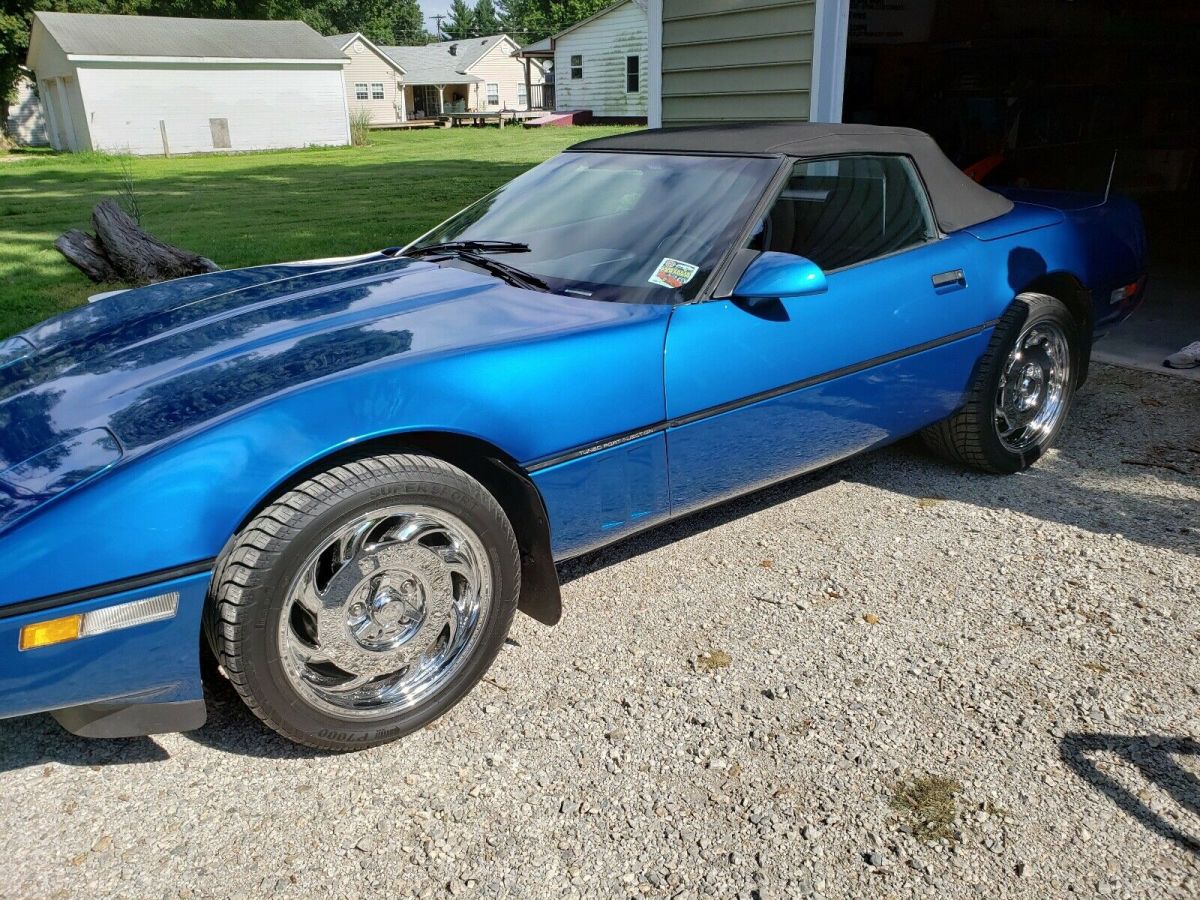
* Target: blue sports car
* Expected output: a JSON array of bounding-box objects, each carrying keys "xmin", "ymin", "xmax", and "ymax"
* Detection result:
[{"xmin": 0, "ymin": 124, "xmax": 1147, "ymax": 749}]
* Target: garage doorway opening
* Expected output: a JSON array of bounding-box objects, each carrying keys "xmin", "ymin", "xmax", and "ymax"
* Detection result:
[{"xmin": 842, "ymin": 0, "xmax": 1200, "ymax": 377}]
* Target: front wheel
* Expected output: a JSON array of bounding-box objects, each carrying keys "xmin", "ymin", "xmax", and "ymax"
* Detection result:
[
  {"xmin": 207, "ymin": 453, "xmax": 521, "ymax": 750},
  {"xmin": 922, "ymin": 293, "xmax": 1078, "ymax": 474}
]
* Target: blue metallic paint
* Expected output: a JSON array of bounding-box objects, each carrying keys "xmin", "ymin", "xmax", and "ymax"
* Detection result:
[
  {"xmin": 733, "ymin": 251, "xmax": 828, "ymax": 299},
  {"xmin": 666, "ymin": 329, "xmax": 994, "ymax": 513},
  {"xmin": 0, "ymin": 257, "xmax": 671, "ymax": 602},
  {"xmin": 0, "ymin": 572, "xmax": 208, "ymax": 719},
  {"xmin": 0, "ymin": 174, "xmax": 1147, "ymax": 729}
]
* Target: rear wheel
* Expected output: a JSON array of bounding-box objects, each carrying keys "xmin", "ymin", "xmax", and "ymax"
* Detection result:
[
  {"xmin": 207, "ymin": 453, "xmax": 520, "ymax": 750},
  {"xmin": 922, "ymin": 293, "xmax": 1078, "ymax": 474}
]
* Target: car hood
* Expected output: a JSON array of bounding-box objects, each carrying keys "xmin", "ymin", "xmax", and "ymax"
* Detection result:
[{"xmin": 0, "ymin": 253, "xmax": 646, "ymax": 500}]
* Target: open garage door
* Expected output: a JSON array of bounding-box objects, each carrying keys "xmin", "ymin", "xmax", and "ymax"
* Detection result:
[{"xmin": 842, "ymin": 0, "xmax": 1200, "ymax": 377}]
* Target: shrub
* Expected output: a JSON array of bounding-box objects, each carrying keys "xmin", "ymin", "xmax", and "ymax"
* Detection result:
[{"xmin": 350, "ymin": 109, "xmax": 373, "ymax": 146}]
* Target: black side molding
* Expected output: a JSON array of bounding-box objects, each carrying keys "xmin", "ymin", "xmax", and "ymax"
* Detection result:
[{"xmin": 0, "ymin": 560, "xmax": 215, "ymax": 620}]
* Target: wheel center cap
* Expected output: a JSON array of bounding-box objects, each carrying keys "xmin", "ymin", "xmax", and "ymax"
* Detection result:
[
  {"xmin": 1015, "ymin": 362, "xmax": 1045, "ymax": 411},
  {"xmin": 317, "ymin": 544, "xmax": 454, "ymax": 677},
  {"xmin": 370, "ymin": 580, "xmax": 423, "ymax": 629}
]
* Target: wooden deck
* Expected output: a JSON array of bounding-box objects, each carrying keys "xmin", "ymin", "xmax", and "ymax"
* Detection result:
[
  {"xmin": 368, "ymin": 120, "xmax": 439, "ymax": 131},
  {"xmin": 442, "ymin": 110, "xmax": 546, "ymax": 128},
  {"xmin": 369, "ymin": 111, "xmax": 554, "ymax": 132}
]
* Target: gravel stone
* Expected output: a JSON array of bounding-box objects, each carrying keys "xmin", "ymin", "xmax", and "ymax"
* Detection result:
[{"xmin": 1, "ymin": 366, "xmax": 1197, "ymax": 898}]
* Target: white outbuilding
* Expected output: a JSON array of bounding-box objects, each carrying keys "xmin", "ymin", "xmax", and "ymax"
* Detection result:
[
  {"xmin": 26, "ymin": 12, "xmax": 351, "ymax": 155},
  {"xmin": 520, "ymin": 0, "xmax": 648, "ymax": 122}
]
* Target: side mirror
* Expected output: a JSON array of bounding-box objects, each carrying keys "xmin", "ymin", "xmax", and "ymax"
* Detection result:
[{"xmin": 732, "ymin": 251, "xmax": 827, "ymax": 302}]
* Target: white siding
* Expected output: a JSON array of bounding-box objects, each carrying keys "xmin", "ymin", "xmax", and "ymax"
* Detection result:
[
  {"xmin": 6, "ymin": 77, "xmax": 48, "ymax": 145},
  {"xmin": 339, "ymin": 39, "xmax": 403, "ymax": 124},
  {"xmin": 76, "ymin": 63, "xmax": 350, "ymax": 155},
  {"xmin": 464, "ymin": 38, "xmax": 543, "ymax": 111},
  {"xmin": 40, "ymin": 73, "xmax": 90, "ymax": 151},
  {"xmin": 553, "ymin": 1, "xmax": 648, "ymax": 118}
]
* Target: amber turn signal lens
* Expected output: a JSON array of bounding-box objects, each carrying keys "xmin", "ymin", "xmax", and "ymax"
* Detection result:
[
  {"xmin": 19, "ymin": 614, "xmax": 83, "ymax": 651},
  {"xmin": 17, "ymin": 593, "xmax": 180, "ymax": 651}
]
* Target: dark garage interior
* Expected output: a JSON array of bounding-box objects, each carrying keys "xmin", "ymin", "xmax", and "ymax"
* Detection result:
[{"xmin": 842, "ymin": 0, "xmax": 1200, "ymax": 377}]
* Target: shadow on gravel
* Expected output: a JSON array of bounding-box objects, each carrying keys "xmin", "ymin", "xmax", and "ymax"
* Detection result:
[
  {"xmin": 848, "ymin": 433, "xmax": 1198, "ymax": 559},
  {"xmin": 1061, "ymin": 733, "xmax": 1200, "ymax": 856},
  {"xmin": 0, "ymin": 715, "xmax": 168, "ymax": 773},
  {"xmin": 179, "ymin": 670, "xmax": 335, "ymax": 760}
]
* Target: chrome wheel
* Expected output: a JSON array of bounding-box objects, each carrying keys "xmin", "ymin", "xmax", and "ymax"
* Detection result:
[
  {"xmin": 278, "ymin": 505, "xmax": 493, "ymax": 719},
  {"xmin": 994, "ymin": 320, "xmax": 1071, "ymax": 453}
]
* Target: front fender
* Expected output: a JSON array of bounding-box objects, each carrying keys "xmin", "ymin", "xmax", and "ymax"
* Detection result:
[{"xmin": 0, "ymin": 307, "xmax": 671, "ymax": 608}]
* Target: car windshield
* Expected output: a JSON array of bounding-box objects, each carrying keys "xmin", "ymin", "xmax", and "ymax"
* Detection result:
[{"xmin": 408, "ymin": 151, "xmax": 779, "ymax": 304}]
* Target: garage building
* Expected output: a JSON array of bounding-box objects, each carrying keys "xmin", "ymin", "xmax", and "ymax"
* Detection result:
[{"xmin": 26, "ymin": 12, "xmax": 351, "ymax": 155}]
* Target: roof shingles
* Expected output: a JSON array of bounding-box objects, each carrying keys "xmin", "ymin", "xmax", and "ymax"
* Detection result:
[
  {"xmin": 380, "ymin": 35, "xmax": 511, "ymax": 86},
  {"xmin": 33, "ymin": 12, "xmax": 345, "ymax": 61}
]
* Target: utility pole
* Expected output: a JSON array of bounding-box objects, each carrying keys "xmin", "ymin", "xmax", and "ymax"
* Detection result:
[{"xmin": 431, "ymin": 14, "xmax": 445, "ymax": 39}]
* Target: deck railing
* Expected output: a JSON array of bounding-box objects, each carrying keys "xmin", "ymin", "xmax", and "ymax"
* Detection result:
[{"xmin": 529, "ymin": 83, "xmax": 555, "ymax": 111}]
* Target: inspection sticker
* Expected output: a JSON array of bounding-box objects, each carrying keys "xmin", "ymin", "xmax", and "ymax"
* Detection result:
[{"xmin": 649, "ymin": 257, "xmax": 700, "ymax": 289}]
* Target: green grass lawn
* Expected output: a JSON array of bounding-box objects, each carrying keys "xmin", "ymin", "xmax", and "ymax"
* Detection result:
[{"xmin": 0, "ymin": 125, "xmax": 637, "ymax": 339}]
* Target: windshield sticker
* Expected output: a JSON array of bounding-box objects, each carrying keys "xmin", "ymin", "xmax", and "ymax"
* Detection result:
[{"xmin": 649, "ymin": 258, "xmax": 700, "ymax": 290}]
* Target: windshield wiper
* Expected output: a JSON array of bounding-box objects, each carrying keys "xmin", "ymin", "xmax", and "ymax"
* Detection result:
[
  {"xmin": 418, "ymin": 247, "xmax": 550, "ymax": 293},
  {"xmin": 405, "ymin": 240, "xmax": 530, "ymax": 257}
]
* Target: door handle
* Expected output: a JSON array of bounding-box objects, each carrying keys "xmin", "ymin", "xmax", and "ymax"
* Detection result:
[{"xmin": 931, "ymin": 269, "xmax": 967, "ymax": 292}]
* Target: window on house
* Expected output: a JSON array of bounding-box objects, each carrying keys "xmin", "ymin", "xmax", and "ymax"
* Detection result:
[
  {"xmin": 750, "ymin": 155, "xmax": 937, "ymax": 271},
  {"xmin": 370, "ymin": 82, "xmax": 385, "ymax": 100},
  {"xmin": 570, "ymin": 54, "xmax": 583, "ymax": 79},
  {"xmin": 487, "ymin": 83, "xmax": 499, "ymax": 105},
  {"xmin": 354, "ymin": 83, "xmax": 368, "ymax": 100},
  {"xmin": 517, "ymin": 82, "xmax": 528, "ymax": 106},
  {"xmin": 626, "ymin": 56, "xmax": 639, "ymax": 93}
]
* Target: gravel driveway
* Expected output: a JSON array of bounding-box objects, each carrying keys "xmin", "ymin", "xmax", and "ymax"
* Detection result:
[{"xmin": 2, "ymin": 364, "xmax": 1197, "ymax": 900}]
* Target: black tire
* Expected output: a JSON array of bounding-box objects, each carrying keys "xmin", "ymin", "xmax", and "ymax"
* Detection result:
[
  {"xmin": 922, "ymin": 293, "xmax": 1079, "ymax": 474},
  {"xmin": 206, "ymin": 453, "xmax": 520, "ymax": 751}
]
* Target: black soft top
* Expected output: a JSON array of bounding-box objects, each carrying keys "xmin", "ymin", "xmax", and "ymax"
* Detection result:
[{"xmin": 570, "ymin": 123, "xmax": 1013, "ymax": 234}]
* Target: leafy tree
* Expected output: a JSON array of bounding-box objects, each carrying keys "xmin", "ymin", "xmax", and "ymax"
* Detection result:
[
  {"xmin": 440, "ymin": 0, "xmax": 475, "ymax": 39},
  {"xmin": 384, "ymin": 0, "xmax": 428, "ymax": 44},
  {"xmin": 472, "ymin": 0, "xmax": 500, "ymax": 36},
  {"xmin": 339, "ymin": 0, "xmax": 427, "ymax": 45},
  {"xmin": 497, "ymin": 0, "xmax": 610, "ymax": 43},
  {"xmin": 3, "ymin": 0, "xmax": 150, "ymax": 126}
]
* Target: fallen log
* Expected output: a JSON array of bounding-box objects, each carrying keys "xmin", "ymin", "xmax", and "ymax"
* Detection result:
[
  {"xmin": 54, "ymin": 229, "xmax": 119, "ymax": 283},
  {"xmin": 55, "ymin": 199, "xmax": 220, "ymax": 284},
  {"xmin": 91, "ymin": 199, "xmax": 220, "ymax": 283}
]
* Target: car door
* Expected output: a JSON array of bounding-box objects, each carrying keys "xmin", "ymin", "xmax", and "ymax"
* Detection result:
[{"xmin": 664, "ymin": 154, "xmax": 998, "ymax": 514}]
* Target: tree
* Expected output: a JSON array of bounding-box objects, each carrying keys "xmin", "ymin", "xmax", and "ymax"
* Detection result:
[
  {"xmin": 335, "ymin": 0, "xmax": 427, "ymax": 45},
  {"xmin": 440, "ymin": 0, "xmax": 475, "ymax": 39},
  {"xmin": 384, "ymin": 0, "xmax": 428, "ymax": 44},
  {"xmin": 2, "ymin": 0, "xmax": 151, "ymax": 128},
  {"xmin": 497, "ymin": 0, "xmax": 610, "ymax": 43},
  {"xmin": 497, "ymin": 0, "xmax": 550, "ymax": 40},
  {"xmin": 473, "ymin": 0, "xmax": 500, "ymax": 36}
]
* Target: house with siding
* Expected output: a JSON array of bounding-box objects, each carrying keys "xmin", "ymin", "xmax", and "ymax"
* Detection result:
[
  {"xmin": 25, "ymin": 12, "xmax": 351, "ymax": 154},
  {"xmin": 327, "ymin": 33, "xmax": 407, "ymax": 125},
  {"xmin": 520, "ymin": 0, "xmax": 648, "ymax": 122},
  {"xmin": 380, "ymin": 35, "xmax": 545, "ymax": 120},
  {"xmin": 646, "ymin": 0, "xmax": 848, "ymax": 127},
  {"xmin": 5, "ymin": 71, "xmax": 48, "ymax": 146}
]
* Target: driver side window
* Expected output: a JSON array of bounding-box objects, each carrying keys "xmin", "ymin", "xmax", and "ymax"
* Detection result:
[{"xmin": 750, "ymin": 155, "xmax": 936, "ymax": 271}]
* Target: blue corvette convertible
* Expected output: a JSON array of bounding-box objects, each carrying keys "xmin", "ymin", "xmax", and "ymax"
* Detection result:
[{"xmin": 0, "ymin": 124, "xmax": 1147, "ymax": 749}]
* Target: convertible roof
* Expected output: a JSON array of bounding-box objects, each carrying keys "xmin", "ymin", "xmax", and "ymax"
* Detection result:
[{"xmin": 570, "ymin": 123, "xmax": 1014, "ymax": 233}]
